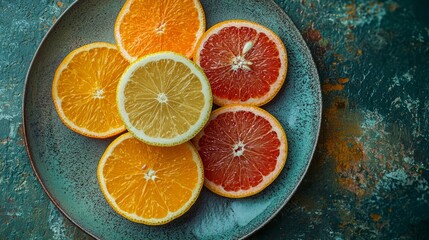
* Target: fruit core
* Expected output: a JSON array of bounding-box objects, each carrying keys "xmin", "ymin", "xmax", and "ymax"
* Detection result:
[
  {"xmin": 143, "ymin": 168, "xmax": 157, "ymax": 181},
  {"xmin": 233, "ymin": 141, "xmax": 246, "ymax": 157},
  {"xmin": 231, "ymin": 41, "xmax": 254, "ymax": 71},
  {"xmin": 156, "ymin": 92, "xmax": 168, "ymax": 103},
  {"xmin": 93, "ymin": 88, "xmax": 105, "ymax": 99},
  {"xmin": 155, "ymin": 21, "xmax": 166, "ymax": 35}
]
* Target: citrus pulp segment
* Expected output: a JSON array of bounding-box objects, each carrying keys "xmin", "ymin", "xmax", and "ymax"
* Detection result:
[
  {"xmin": 115, "ymin": 0, "xmax": 206, "ymax": 61},
  {"xmin": 97, "ymin": 132, "xmax": 204, "ymax": 225},
  {"xmin": 194, "ymin": 20, "xmax": 288, "ymax": 106},
  {"xmin": 193, "ymin": 105, "xmax": 288, "ymax": 198},
  {"xmin": 52, "ymin": 42, "xmax": 129, "ymax": 138},
  {"xmin": 117, "ymin": 52, "xmax": 212, "ymax": 146}
]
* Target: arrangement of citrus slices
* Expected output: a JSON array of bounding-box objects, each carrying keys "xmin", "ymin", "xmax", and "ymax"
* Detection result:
[{"xmin": 52, "ymin": 0, "xmax": 289, "ymax": 226}]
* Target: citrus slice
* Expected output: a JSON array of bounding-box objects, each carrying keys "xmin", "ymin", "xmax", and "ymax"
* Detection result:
[
  {"xmin": 52, "ymin": 42, "xmax": 129, "ymax": 138},
  {"xmin": 193, "ymin": 105, "xmax": 288, "ymax": 198},
  {"xmin": 117, "ymin": 52, "xmax": 212, "ymax": 146},
  {"xmin": 97, "ymin": 132, "xmax": 204, "ymax": 225},
  {"xmin": 115, "ymin": 0, "xmax": 205, "ymax": 61},
  {"xmin": 194, "ymin": 20, "xmax": 288, "ymax": 106}
]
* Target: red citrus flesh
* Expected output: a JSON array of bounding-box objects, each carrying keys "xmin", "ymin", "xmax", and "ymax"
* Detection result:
[
  {"xmin": 194, "ymin": 105, "xmax": 287, "ymax": 198},
  {"xmin": 194, "ymin": 20, "xmax": 288, "ymax": 106}
]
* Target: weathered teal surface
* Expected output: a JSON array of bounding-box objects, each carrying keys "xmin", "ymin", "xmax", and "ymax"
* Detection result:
[
  {"xmin": 1, "ymin": 0, "xmax": 428, "ymax": 239},
  {"xmin": 1, "ymin": 1, "xmax": 88, "ymax": 239}
]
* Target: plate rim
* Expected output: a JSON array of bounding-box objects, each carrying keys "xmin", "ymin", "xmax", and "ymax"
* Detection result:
[
  {"xmin": 243, "ymin": 1, "xmax": 322, "ymax": 238},
  {"xmin": 22, "ymin": 0, "xmax": 322, "ymax": 239},
  {"xmin": 22, "ymin": 1, "xmax": 99, "ymax": 239}
]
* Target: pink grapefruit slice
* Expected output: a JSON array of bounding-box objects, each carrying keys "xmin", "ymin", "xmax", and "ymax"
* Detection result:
[
  {"xmin": 193, "ymin": 105, "xmax": 288, "ymax": 198},
  {"xmin": 193, "ymin": 20, "xmax": 288, "ymax": 106}
]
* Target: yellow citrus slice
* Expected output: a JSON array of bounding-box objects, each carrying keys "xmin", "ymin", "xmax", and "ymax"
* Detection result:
[
  {"xmin": 52, "ymin": 42, "xmax": 129, "ymax": 138},
  {"xmin": 117, "ymin": 51, "xmax": 212, "ymax": 146},
  {"xmin": 194, "ymin": 20, "xmax": 288, "ymax": 106},
  {"xmin": 193, "ymin": 105, "xmax": 288, "ymax": 198},
  {"xmin": 115, "ymin": 0, "xmax": 206, "ymax": 61},
  {"xmin": 97, "ymin": 132, "xmax": 204, "ymax": 225}
]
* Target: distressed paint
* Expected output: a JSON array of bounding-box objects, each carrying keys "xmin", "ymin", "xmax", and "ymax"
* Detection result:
[
  {"xmin": 253, "ymin": 0, "xmax": 429, "ymax": 239},
  {"xmin": 0, "ymin": 0, "xmax": 89, "ymax": 239},
  {"xmin": 1, "ymin": 0, "xmax": 428, "ymax": 239}
]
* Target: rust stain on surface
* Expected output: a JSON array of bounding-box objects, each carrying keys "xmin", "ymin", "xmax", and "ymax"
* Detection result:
[
  {"xmin": 17, "ymin": 124, "xmax": 25, "ymax": 146},
  {"xmin": 338, "ymin": 78, "xmax": 350, "ymax": 84},
  {"xmin": 387, "ymin": 2, "xmax": 399, "ymax": 12},
  {"xmin": 322, "ymin": 78, "xmax": 349, "ymax": 92},
  {"xmin": 303, "ymin": 26, "xmax": 323, "ymax": 42},
  {"xmin": 320, "ymin": 96, "xmax": 422, "ymax": 200},
  {"xmin": 300, "ymin": 24, "xmax": 332, "ymax": 72},
  {"xmin": 370, "ymin": 213, "xmax": 382, "ymax": 222},
  {"xmin": 357, "ymin": 49, "xmax": 363, "ymax": 56},
  {"xmin": 345, "ymin": 3, "xmax": 357, "ymax": 21},
  {"xmin": 57, "ymin": 1, "xmax": 63, "ymax": 8},
  {"xmin": 333, "ymin": 53, "xmax": 345, "ymax": 62},
  {"xmin": 323, "ymin": 83, "xmax": 345, "ymax": 93},
  {"xmin": 321, "ymin": 97, "xmax": 367, "ymax": 197}
]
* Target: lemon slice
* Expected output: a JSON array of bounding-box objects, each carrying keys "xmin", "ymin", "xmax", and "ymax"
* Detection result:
[{"xmin": 117, "ymin": 52, "xmax": 212, "ymax": 146}]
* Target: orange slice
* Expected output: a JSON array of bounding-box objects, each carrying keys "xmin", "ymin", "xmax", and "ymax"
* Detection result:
[
  {"xmin": 52, "ymin": 42, "xmax": 129, "ymax": 138},
  {"xmin": 193, "ymin": 105, "xmax": 288, "ymax": 198},
  {"xmin": 97, "ymin": 132, "xmax": 204, "ymax": 225},
  {"xmin": 194, "ymin": 20, "xmax": 288, "ymax": 106},
  {"xmin": 115, "ymin": 0, "xmax": 206, "ymax": 61}
]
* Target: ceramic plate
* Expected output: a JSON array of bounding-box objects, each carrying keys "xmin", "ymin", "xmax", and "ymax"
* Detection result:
[{"xmin": 23, "ymin": 0, "xmax": 321, "ymax": 239}]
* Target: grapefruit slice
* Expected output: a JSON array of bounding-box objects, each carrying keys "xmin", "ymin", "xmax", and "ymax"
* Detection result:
[
  {"xmin": 194, "ymin": 20, "xmax": 288, "ymax": 106},
  {"xmin": 97, "ymin": 132, "xmax": 204, "ymax": 225},
  {"xmin": 193, "ymin": 105, "xmax": 288, "ymax": 198},
  {"xmin": 115, "ymin": 0, "xmax": 206, "ymax": 62}
]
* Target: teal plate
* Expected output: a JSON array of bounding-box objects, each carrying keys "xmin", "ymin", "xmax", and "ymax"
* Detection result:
[{"xmin": 23, "ymin": 0, "xmax": 321, "ymax": 239}]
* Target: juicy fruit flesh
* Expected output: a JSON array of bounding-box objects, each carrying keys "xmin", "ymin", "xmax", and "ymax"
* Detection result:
[
  {"xmin": 101, "ymin": 135, "xmax": 201, "ymax": 220},
  {"xmin": 123, "ymin": 59, "xmax": 206, "ymax": 139},
  {"xmin": 56, "ymin": 46, "xmax": 128, "ymax": 133},
  {"xmin": 198, "ymin": 110, "xmax": 281, "ymax": 192},
  {"xmin": 118, "ymin": 0, "xmax": 203, "ymax": 59},
  {"xmin": 198, "ymin": 26, "xmax": 282, "ymax": 102}
]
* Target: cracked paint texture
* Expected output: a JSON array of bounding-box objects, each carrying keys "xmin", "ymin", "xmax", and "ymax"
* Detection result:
[
  {"xmin": 253, "ymin": 0, "xmax": 429, "ymax": 239},
  {"xmin": 0, "ymin": 0, "xmax": 89, "ymax": 239}
]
